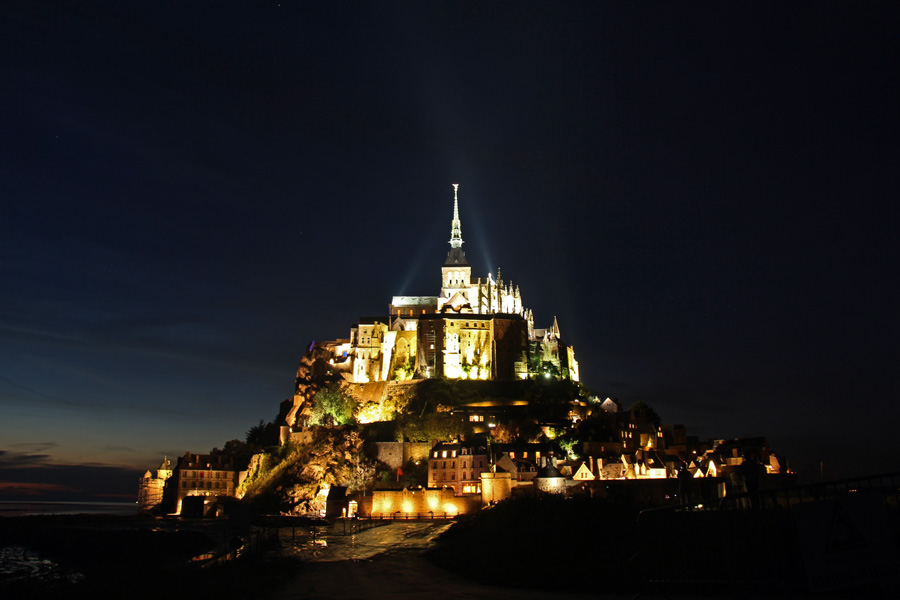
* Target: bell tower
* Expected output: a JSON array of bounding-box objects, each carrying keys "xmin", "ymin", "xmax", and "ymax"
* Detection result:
[{"xmin": 441, "ymin": 184, "xmax": 472, "ymax": 302}]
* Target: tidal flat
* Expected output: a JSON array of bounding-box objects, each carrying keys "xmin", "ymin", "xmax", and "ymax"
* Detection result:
[{"xmin": 0, "ymin": 513, "xmax": 299, "ymax": 600}]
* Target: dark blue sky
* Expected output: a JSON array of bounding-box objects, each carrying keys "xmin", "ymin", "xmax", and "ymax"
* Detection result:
[{"xmin": 1, "ymin": 2, "xmax": 897, "ymax": 501}]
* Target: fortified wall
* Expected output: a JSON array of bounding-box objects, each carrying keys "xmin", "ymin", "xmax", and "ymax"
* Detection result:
[
  {"xmin": 367, "ymin": 441, "xmax": 432, "ymax": 470},
  {"xmin": 360, "ymin": 487, "xmax": 482, "ymax": 517}
]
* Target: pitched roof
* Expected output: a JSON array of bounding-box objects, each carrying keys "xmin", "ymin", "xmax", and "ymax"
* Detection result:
[{"xmin": 444, "ymin": 247, "xmax": 468, "ymax": 266}]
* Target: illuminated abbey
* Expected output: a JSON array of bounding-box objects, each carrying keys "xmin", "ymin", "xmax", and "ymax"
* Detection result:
[{"xmin": 313, "ymin": 184, "xmax": 579, "ymax": 384}]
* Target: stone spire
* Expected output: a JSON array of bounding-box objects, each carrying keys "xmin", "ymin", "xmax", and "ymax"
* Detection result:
[
  {"xmin": 444, "ymin": 183, "xmax": 468, "ymax": 266},
  {"xmin": 449, "ymin": 183, "xmax": 463, "ymax": 248}
]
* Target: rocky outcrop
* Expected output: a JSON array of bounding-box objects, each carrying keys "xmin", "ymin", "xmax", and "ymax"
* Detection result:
[{"xmin": 242, "ymin": 426, "xmax": 374, "ymax": 515}]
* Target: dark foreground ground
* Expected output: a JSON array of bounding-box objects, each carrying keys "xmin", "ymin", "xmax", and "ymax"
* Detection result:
[
  {"xmin": 2, "ymin": 497, "xmax": 897, "ymax": 600},
  {"xmin": 0, "ymin": 513, "xmax": 300, "ymax": 600}
]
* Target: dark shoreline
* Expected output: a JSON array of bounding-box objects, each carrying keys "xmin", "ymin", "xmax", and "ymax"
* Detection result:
[
  {"xmin": 0, "ymin": 513, "xmax": 300, "ymax": 600},
  {"xmin": 0, "ymin": 501, "xmax": 138, "ymax": 519}
]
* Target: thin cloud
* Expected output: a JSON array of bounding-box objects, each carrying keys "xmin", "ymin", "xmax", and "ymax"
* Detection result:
[
  {"xmin": 0, "ymin": 482, "xmax": 78, "ymax": 496},
  {"xmin": 0, "ymin": 450, "xmax": 53, "ymax": 468},
  {"xmin": 0, "ymin": 372, "xmax": 78, "ymax": 406},
  {"xmin": 10, "ymin": 441, "xmax": 59, "ymax": 452},
  {"xmin": 0, "ymin": 451, "xmax": 141, "ymax": 501},
  {"xmin": 99, "ymin": 445, "xmax": 137, "ymax": 453}
]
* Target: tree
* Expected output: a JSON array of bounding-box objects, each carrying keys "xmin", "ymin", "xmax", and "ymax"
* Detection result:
[
  {"xmin": 397, "ymin": 412, "xmax": 470, "ymax": 442},
  {"xmin": 628, "ymin": 402, "xmax": 661, "ymax": 427},
  {"xmin": 210, "ymin": 439, "xmax": 255, "ymax": 468},
  {"xmin": 246, "ymin": 419, "xmax": 279, "ymax": 448},
  {"xmin": 393, "ymin": 359, "xmax": 415, "ymax": 381},
  {"xmin": 309, "ymin": 382, "xmax": 357, "ymax": 425},
  {"xmin": 490, "ymin": 422, "xmax": 517, "ymax": 443}
]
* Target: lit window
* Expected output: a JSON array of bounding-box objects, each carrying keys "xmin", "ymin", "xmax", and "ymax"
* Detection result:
[
  {"xmin": 452, "ymin": 450, "xmax": 457, "ymax": 458},
  {"xmin": 442, "ymin": 451, "xmax": 447, "ymax": 458},
  {"xmin": 509, "ymin": 452, "xmax": 515, "ymax": 459}
]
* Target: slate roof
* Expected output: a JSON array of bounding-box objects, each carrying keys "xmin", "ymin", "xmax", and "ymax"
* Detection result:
[{"xmin": 444, "ymin": 247, "xmax": 468, "ymax": 266}]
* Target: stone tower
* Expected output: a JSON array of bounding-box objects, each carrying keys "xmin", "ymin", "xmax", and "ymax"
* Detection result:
[{"xmin": 441, "ymin": 184, "xmax": 472, "ymax": 304}]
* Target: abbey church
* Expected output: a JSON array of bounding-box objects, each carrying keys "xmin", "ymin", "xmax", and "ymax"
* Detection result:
[{"xmin": 311, "ymin": 185, "xmax": 579, "ymax": 384}]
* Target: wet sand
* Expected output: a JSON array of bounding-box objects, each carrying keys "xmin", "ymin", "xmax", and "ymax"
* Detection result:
[{"xmin": 273, "ymin": 521, "xmax": 623, "ymax": 600}]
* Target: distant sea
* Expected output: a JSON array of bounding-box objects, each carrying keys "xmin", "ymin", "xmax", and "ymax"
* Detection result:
[{"xmin": 0, "ymin": 501, "xmax": 138, "ymax": 518}]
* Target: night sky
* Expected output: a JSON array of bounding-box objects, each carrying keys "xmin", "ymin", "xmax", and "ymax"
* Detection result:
[{"xmin": 2, "ymin": 2, "xmax": 897, "ymax": 502}]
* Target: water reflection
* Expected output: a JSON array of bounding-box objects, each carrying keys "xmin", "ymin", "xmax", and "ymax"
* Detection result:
[
  {"xmin": 0, "ymin": 545, "xmax": 84, "ymax": 584},
  {"xmin": 275, "ymin": 521, "xmax": 453, "ymax": 562}
]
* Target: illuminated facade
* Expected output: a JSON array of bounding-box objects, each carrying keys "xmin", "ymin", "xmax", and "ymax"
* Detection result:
[
  {"xmin": 138, "ymin": 456, "xmax": 172, "ymax": 511},
  {"xmin": 317, "ymin": 185, "xmax": 579, "ymax": 383},
  {"xmin": 427, "ymin": 442, "xmax": 490, "ymax": 495},
  {"xmin": 170, "ymin": 451, "xmax": 240, "ymax": 515},
  {"xmin": 427, "ymin": 441, "xmax": 559, "ymax": 495},
  {"xmin": 367, "ymin": 487, "xmax": 481, "ymax": 518}
]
